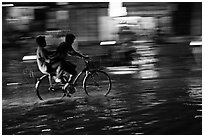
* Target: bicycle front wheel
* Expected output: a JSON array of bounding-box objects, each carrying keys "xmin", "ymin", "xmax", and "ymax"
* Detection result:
[
  {"xmin": 35, "ymin": 75, "xmax": 65, "ymax": 100},
  {"xmin": 84, "ymin": 70, "xmax": 111, "ymax": 96}
]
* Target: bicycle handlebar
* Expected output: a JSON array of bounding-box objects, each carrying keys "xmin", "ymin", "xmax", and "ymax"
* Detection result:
[{"xmin": 83, "ymin": 58, "xmax": 90, "ymax": 66}]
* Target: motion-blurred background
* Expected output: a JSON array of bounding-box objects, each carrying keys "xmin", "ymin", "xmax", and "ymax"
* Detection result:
[
  {"xmin": 2, "ymin": 2, "xmax": 202, "ymax": 80},
  {"xmin": 2, "ymin": 2, "xmax": 202, "ymax": 44},
  {"xmin": 2, "ymin": 2, "xmax": 202, "ymax": 135}
]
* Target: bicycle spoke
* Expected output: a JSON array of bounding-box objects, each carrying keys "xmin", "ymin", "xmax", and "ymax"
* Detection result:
[
  {"xmin": 84, "ymin": 71, "xmax": 111, "ymax": 96},
  {"xmin": 36, "ymin": 75, "xmax": 65, "ymax": 100}
]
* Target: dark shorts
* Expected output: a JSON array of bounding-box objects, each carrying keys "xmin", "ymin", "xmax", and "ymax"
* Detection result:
[
  {"xmin": 61, "ymin": 61, "xmax": 77, "ymax": 75},
  {"xmin": 46, "ymin": 61, "xmax": 60, "ymax": 74}
]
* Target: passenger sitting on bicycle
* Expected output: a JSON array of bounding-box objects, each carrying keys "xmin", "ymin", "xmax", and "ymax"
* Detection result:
[
  {"xmin": 36, "ymin": 35, "xmax": 61, "ymax": 76},
  {"xmin": 55, "ymin": 33, "xmax": 89, "ymax": 84}
]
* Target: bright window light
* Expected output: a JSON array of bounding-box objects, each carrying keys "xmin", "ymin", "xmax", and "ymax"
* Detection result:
[
  {"xmin": 2, "ymin": 4, "xmax": 14, "ymax": 7},
  {"xmin": 190, "ymin": 41, "xmax": 202, "ymax": 46},
  {"xmin": 109, "ymin": 2, "xmax": 127, "ymax": 17}
]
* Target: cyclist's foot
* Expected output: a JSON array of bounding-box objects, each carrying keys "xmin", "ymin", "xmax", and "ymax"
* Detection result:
[
  {"xmin": 62, "ymin": 91, "xmax": 71, "ymax": 98},
  {"xmin": 49, "ymin": 87, "xmax": 55, "ymax": 92},
  {"xmin": 69, "ymin": 87, "xmax": 76, "ymax": 94},
  {"xmin": 55, "ymin": 78, "xmax": 61, "ymax": 83},
  {"xmin": 66, "ymin": 93, "xmax": 71, "ymax": 97},
  {"xmin": 63, "ymin": 83, "xmax": 69, "ymax": 91},
  {"xmin": 63, "ymin": 83, "xmax": 76, "ymax": 94},
  {"xmin": 53, "ymin": 76, "xmax": 62, "ymax": 83},
  {"xmin": 62, "ymin": 86, "xmax": 71, "ymax": 98}
]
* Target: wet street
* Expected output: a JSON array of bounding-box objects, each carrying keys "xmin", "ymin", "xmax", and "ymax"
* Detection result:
[{"xmin": 2, "ymin": 42, "xmax": 202, "ymax": 135}]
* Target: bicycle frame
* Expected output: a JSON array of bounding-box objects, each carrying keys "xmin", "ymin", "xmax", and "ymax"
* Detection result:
[
  {"xmin": 35, "ymin": 58, "xmax": 111, "ymax": 100},
  {"xmin": 72, "ymin": 59, "xmax": 90, "ymax": 87},
  {"xmin": 36, "ymin": 59, "xmax": 94, "ymax": 90}
]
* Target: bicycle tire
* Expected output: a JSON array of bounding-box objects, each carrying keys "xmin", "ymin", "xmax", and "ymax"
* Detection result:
[
  {"xmin": 35, "ymin": 75, "xmax": 66, "ymax": 100},
  {"xmin": 84, "ymin": 70, "xmax": 111, "ymax": 96}
]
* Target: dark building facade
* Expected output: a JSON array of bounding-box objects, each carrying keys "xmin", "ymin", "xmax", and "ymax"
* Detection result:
[{"xmin": 2, "ymin": 2, "xmax": 202, "ymax": 45}]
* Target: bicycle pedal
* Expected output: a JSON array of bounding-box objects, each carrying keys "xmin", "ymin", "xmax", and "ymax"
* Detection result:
[
  {"xmin": 68, "ymin": 85, "xmax": 76, "ymax": 94},
  {"xmin": 49, "ymin": 87, "xmax": 55, "ymax": 92},
  {"xmin": 69, "ymin": 89, "xmax": 76, "ymax": 94},
  {"xmin": 66, "ymin": 93, "xmax": 71, "ymax": 97}
]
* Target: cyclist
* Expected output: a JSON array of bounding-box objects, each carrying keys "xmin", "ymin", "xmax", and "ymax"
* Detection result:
[
  {"xmin": 55, "ymin": 33, "xmax": 89, "ymax": 87},
  {"xmin": 36, "ymin": 33, "xmax": 88, "ymax": 95}
]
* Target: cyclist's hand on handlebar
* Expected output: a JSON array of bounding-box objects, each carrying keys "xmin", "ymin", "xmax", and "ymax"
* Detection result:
[{"xmin": 83, "ymin": 55, "xmax": 89, "ymax": 60}]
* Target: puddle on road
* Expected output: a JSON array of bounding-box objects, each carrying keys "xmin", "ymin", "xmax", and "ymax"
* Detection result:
[
  {"xmin": 2, "ymin": 55, "xmax": 202, "ymax": 135},
  {"xmin": 2, "ymin": 84, "xmax": 117, "ymax": 114}
]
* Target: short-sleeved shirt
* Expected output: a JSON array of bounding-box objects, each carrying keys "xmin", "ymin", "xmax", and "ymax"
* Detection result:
[
  {"xmin": 57, "ymin": 42, "xmax": 75, "ymax": 60},
  {"xmin": 36, "ymin": 46, "xmax": 50, "ymax": 74}
]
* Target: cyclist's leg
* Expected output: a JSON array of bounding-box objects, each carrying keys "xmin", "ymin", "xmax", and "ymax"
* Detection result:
[
  {"xmin": 48, "ymin": 74, "xmax": 52, "ymax": 87},
  {"xmin": 67, "ymin": 68, "xmax": 77, "ymax": 84},
  {"xmin": 61, "ymin": 62, "xmax": 78, "ymax": 94},
  {"xmin": 55, "ymin": 66, "xmax": 63, "ymax": 82},
  {"xmin": 62, "ymin": 61, "xmax": 77, "ymax": 83},
  {"xmin": 49, "ymin": 61, "xmax": 63, "ymax": 83},
  {"xmin": 48, "ymin": 74, "xmax": 55, "ymax": 91}
]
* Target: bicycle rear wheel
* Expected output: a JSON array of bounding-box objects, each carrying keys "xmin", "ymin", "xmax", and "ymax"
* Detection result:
[
  {"xmin": 84, "ymin": 70, "xmax": 111, "ymax": 96},
  {"xmin": 35, "ymin": 75, "xmax": 65, "ymax": 100}
]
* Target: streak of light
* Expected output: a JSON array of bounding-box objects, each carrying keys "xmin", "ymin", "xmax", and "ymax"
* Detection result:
[
  {"xmin": 100, "ymin": 41, "xmax": 116, "ymax": 45},
  {"xmin": 139, "ymin": 70, "xmax": 159, "ymax": 79},
  {"xmin": 6, "ymin": 83, "xmax": 22, "ymax": 86},
  {"xmin": 190, "ymin": 41, "xmax": 202, "ymax": 46},
  {"xmin": 106, "ymin": 66, "xmax": 137, "ymax": 71},
  {"xmin": 22, "ymin": 55, "xmax": 37, "ymax": 61},
  {"xmin": 75, "ymin": 127, "xmax": 85, "ymax": 130},
  {"xmin": 106, "ymin": 66, "xmax": 137, "ymax": 75},
  {"xmin": 110, "ymin": 71, "xmax": 136, "ymax": 75},
  {"xmin": 2, "ymin": 4, "xmax": 14, "ymax": 7},
  {"xmin": 41, "ymin": 129, "xmax": 51, "ymax": 132}
]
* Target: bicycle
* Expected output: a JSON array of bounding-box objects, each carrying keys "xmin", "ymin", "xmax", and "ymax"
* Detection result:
[{"xmin": 35, "ymin": 58, "xmax": 112, "ymax": 100}]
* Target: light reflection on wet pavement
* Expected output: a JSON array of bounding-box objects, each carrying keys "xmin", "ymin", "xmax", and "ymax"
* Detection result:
[{"xmin": 2, "ymin": 42, "xmax": 202, "ymax": 135}]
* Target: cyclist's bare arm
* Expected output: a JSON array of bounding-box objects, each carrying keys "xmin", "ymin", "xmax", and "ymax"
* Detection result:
[
  {"xmin": 37, "ymin": 48, "xmax": 51, "ymax": 63},
  {"xmin": 69, "ymin": 48, "xmax": 88, "ymax": 59}
]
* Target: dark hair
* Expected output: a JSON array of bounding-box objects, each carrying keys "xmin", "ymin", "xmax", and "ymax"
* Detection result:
[
  {"xmin": 36, "ymin": 35, "xmax": 46, "ymax": 47},
  {"xmin": 65, "ymin": 33, "xmax": 76, "ymax": 43}
]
